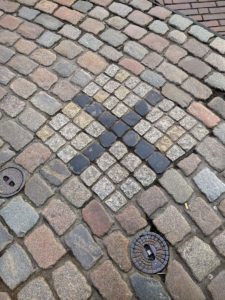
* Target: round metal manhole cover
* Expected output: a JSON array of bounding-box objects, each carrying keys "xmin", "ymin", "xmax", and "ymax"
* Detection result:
[
  {"xmin": 0, "ymin": 166, "xmax": 25, "ymax": 198},
  {"xmin": 130, "ymin": 231, "xmax": 169, "ymax": 274}
]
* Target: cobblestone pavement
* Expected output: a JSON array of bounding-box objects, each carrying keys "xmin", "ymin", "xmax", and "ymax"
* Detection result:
[
  {"xmin": 158, "ymin": 0, "xmax": 225, "ymax": 36},
  {"xmin": 0, "ymin": 0, "xmax": 225, "ymax": 299}
]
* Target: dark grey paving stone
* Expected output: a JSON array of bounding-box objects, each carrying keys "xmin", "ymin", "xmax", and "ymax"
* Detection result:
[
  {"xmin": 69, "ymin": 154, "xmax": 90, "ymax": 175},
  {"xmin": 98, "ymin": 111, "xmax": 118, "ymax": 128},
  {"xmin": 135, "ymin": 140, "xmax": 155, "ymax": 159},
  {"xmin": 145, "ymin": 90, "xmax": 163, "ymax": 106},
  {"xmin": 99, "ymin": 132, "xmax": 117, "ymax": 148},
  {"xmin": 134, "ymin": 100, "xmax": 151, "ymax": 116},
  {"xmin": 73, "ymin": 93, "xmax": 92, "ymax": 108},
  {"xmin": 122, "ymin": 111, "xmax": 141, "ymax": 126},
  {"xmin": 65, "ymin": 224, "xmax": 103, "ymax": 270},
  {"xmin": 122, "ymin": 130, "xmax": 140, "ymax": 147},
  {"xmin": 112, "ymin": 121, "xmax": 129, "ymax": 137},
  {"xmin": 147, "ymin": 152, "xmax": 170, "ymax": 174},
  {"xmin": 83, "ymin": 142, "xmax": 104, "ymax": 161},
  {"xmin": 85, "ymin": 102, "xmax": 105, "ymax": 118},
  {"xmin": 131, "ymin": 273, "xmax": 170, "ymax": 300}
]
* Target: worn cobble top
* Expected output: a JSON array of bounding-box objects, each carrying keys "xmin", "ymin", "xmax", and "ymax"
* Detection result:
[{"xmin": 0, "ymin": 0, "xmax": 225, "ymax": 299}]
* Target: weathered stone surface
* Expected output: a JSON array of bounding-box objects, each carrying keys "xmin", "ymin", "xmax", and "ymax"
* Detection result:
[
  {"xmin": 209, "ymin": 97, "xmax": 225, "ymax": 119},
  {"xmin": 24, "ymin": 224, "xmax": 66, "ymax": 269},
  {"xmin": 131, "ymin": 273, "xmax": 171, "ymax": 300},
  {"xmin": 65, "ymin": 224, "xmax": 102, "ymax": 270},
  {"xmin": 159, "ymin": 169, "xmax": 193, "ymax": 203},
  {"xmin": 116, "ymin": 205, "xmax": 147, "ymax": 235},
  {"xmin": 166, "ymin": 260, "xmax": 206, "ymax": 300},
  {"xmin": 208, "ymin": 270, "xmax": 225, "ymax": 300},
  {"xmin": 194, "ymin": 168, "xmax": 225, "ymax": 202},
  {"xmin": 188, "ymin": 102, "xmax": 220, "ymax": 128},
  {"xmin": 15, "ymin": 142, "xmax": 51, "ymax": 172},
  {"xmin": 138, "ymin": 185, "xmax": 168, "ymax": 216},
  {"xmin": 61, "ymin": 177, "xmax": 92, "ymax": 207},
  {"xmin": 91, "ymin": 260, "xmax": 132, "ymax": 300},
  {"xmin": 17, "ymin": 277, "xmax": 55, "ymax": 300},
  {"xmin": 197, "ymin": 137, "xmax": 225, "ymax": 171},
  {"xmin": 0, "ymin": 120, "xmax": 33, "ymax": 151},
  {"xmin": 82, "ymin": 200, "xmax": 114, "ymax": 237},
  {"xmin": 187, "ymin": 197, "xmax": 222, "ymax": 235},
  {"xmin": 178, "ymin": 236, "xmax": 220, "ymax": 282},
  {"xmin": 104, "ymin": 231, "xmax": 131, "ymax": 272},
  {"xmin": 214, "ymin": 122, "xmax": 225, "ymax": 144},
  {"xmin": 178, "ymin": 154, "xmax": 201, "ymax": 176},
  {"xmin": 0, "ymin": 221, "xmax": 13, "ymax": 252},
  {"xmin": 40, "ymin": 159, "xmax": 71, "ymax": 186},
  {"xmin": 169, "ymin": 14, "xmax": 193, "ymax": 30},
  {"xmin": 153, "ymin": 205, "xmax": 191, "ymax": 245},
  {"xmin": 42, "ymin": 198, "xmax": 76, "ymax": 235},
  {"xmin": 162, "ymin": 83, "xmax": 193, "ymax": 107},
  {"xmin": 0, "ymin": 243, "xmax": 33, "ymax": 289},
  {"xmin": 205, "ymin": 72, "xmax": 225, "ymax": 91},
  {"xmin": 0, "ymin": 196, "xmax": 39, "ymax": 237},
  {"xmin": 25, "ymin": 174, "xmax": 54, "ymax": 207},
  {"xmin": 182, "ymin": 77, "xmax": 212, "ymax": 100},
  {"xmin": 31, "ymin": 92, "xmax": 62, "ymax": 115},
  {"xmin": 52, "ymin": 261, "xmax": 92, "ymax": 300},
  {"xmin": 212, "ymin": 230, "xmax": 225, "ymax": 258},
  {"xmin": 189, "ymin": 25, "xmax": 214, "ymax": 42}
]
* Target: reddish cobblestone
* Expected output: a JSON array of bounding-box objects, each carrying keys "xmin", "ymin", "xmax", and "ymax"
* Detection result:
[
  {"xmin": 0, "ymin": 0, "xmax": 20, "ymax": 13},
  {"xmin": 82, "ymin": 200, "xmax": 114, "ymax": 237},
  {"xmin": 80, "ymin": 18, "xmax": 105, "ymax": 34},
  {"xmin": 15, "ymin": 39, "xmax": 37, "ymax": 55},
  {"xmin": 188, "ymin": 102, "xmax": 220, "ymax": 128},
  {"xmin": 91, "ymin": 260, "xmax": 132, "ymax": 300},
  {"xmin": 78, "ymin": 51, "xmax": 108, "ymax": 74},
  {"xmin": 42, "ymin": 198, "xmax": 76, "ymax": 235},
  {"xmin": 24, "ymin": 224, "xmax": 66, "ymax": 269},
  {"xmin": 30, "ymin": 67, "xmax": 57, "ymax": 90},
  {"xmin": 15, "ymin": 142, "xmax": 51, "ymax": 172},
  {"xmin": 103, "ymin": 231, "xmax": 132, "ymax": 272},
  {"xmin": 35, "ymin": 0, "xmax": 58, "ymax": 13},
  {"xmin": 116, "ymin": 205, "xmax": 147, "ymax": 235},
  {"xmin": 17, "ymin": 21, "xmax": 44, "ymax": 39},
  {"xmin": 119, "ymin": 57, "xmax": 145, "ymax": 75},
  {"xmin": 0, "ymin": 15, "xmax": 22, "ymax": 30},
  {"xmin": 141, "ymin": 33, "xmax": 169, "ymax": 53},
  {"xmin": 54, "ymin": 6, "xmax": 84, "ymax": 25}
]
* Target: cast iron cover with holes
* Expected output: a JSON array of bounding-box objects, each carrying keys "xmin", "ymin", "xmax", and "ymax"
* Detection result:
[
  {"xmin": 0, "ymin": 166, "xmax": 25, "ymax": 198},
  {"xmin": 130, "ymin": 231, "xmax": 169, "ymax": 274}
]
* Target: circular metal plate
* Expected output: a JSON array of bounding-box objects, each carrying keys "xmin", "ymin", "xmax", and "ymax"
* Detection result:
[
  {"xmin": 0, "ymin": 166, "xmax": 25, "ymax": 198},
  {"xmin": 130, "ymin": 231, "xmax": 169, "ymax": 274}
]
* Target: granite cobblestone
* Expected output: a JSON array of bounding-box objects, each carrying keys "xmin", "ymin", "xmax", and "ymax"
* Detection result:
[{"xmin": 0, "ymin": 1, "xmax": 225, "ymax": 298}]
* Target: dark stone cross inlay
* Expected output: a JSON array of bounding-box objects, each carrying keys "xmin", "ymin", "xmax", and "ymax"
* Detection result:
[{"xmin": 69, "ymin": 90, "xmax": 171, "ymax": 175}]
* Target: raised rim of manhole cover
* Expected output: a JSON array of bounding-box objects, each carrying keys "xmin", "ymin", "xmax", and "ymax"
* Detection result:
[
  {"xmin": 130, "ymin": 231, "xmax": 169, "ymax": 274},
  {"xmin": 0, "ymin": 166, "xmax": 25, "ymax": 198}
]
